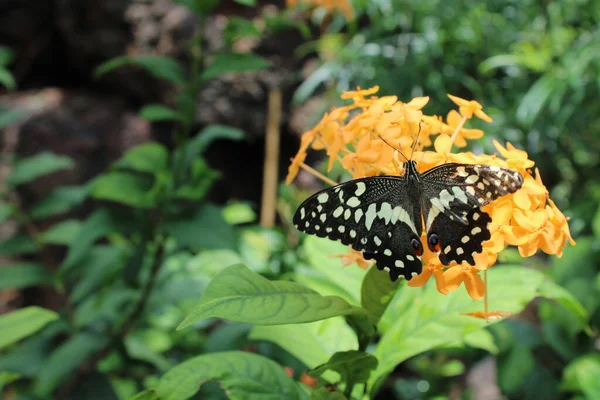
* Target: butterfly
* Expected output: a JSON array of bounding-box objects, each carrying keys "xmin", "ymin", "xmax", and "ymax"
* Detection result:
[{"xmin": 293, "ymin": 159, "xmax": 523, "ymax": 281}]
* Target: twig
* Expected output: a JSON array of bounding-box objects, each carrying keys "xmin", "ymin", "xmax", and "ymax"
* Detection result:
[{"xmin": 260, "ymin": 89, "xmax": 282, "ymax": 228}]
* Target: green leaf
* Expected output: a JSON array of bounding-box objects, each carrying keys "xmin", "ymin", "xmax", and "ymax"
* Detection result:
[
  {"xmin": 90, "ymin": 172, "xmax": 155, "ymax": 208},
  {"xmin": 202, "ymin": 53, "xmax": 270, "ymax": 80},
  {"xmin": 33, "ymin": 332, "xmax": 109, "ymax": 397},
  {"xmin": 309, "ymin": 350, "xmax": 378, "ymax": 386},
  {"xmin": 115, "ymin": 142, "xmax": 169, "ymax": 175},
  {"xmin": 233, "ymin": 0, "xmax": 256, "ymax": 6},
  {"xmin": 130, "ymin": 390, "xmax": 159, "ymax": 400},
  {"xmin": 95, "ymin": 55, "xmax": 186, "ymax": 84},
  {"xmin": 0, "ymin": 46, "xmax": 15, "ymax": 65},
  {"xmin": 0, "ymin": 307, "xmax": 59, "ymax": 350},
  {"xmin": 0, "ymin": 371, "xmax": 21, "ymax": 392},
  {"xmin": 29, "ymin": 184, "xmax": 89, "ymax": 220},
  {"xmin": 361, "ymin": 264, "xmax": 400, "ymax": 325},
  {"xmin": 8, "ymin": 152, "xmax": 74, "ymax": 186},
  {"xmin": 249, "ymin": 318, "xmax": 358, "ymax": 376},
  {"xmin": 157, "ymin": 351, "xmax": 306, "ymax": 400},
  {"xmin": 297, "ymin": 236, "xmax": 367, "ymax": 304},
  {"xmin": 124, "ymin": 335, "xmax": 171, "ymax": 371},
  {"xmin": 0, "ymin": 107, "xmax": 26, "ymax": 128},
  {"xmin": 37, "ymin": 219, "xmax": 83, "ymax": 246},
  {"xmin": 369, "ymin": 266, "xmax": 550, "ymax": 395},
  {"xmin": 592, "ymin": 204, "xmax": 600, "ymax": 239},
  {"xmin": 0, "ymin": 262, "xmax": 51, "ymax": 290},
  {"xmin": 172, "ymin": 158, "xmax": 219, "ymax": 201},
  {"xmin": 0, "ymin": 234, "xmax": 38, "ymax": 256},
  {"xmin": 61, "ymin": 209, "xmax": 126, "ymax": 272},
  {"xmin": 0, "ymin": 67, "xmax": 16, "ymax": 90},
  {"xmin": 187, "ymin": 124, "xmax": 245, "ymax": 157},
  {"xmin": 0, "ymin": 203, "xmax": 15, "ymax": 223},
  {"xmin": 139, "ymin": 104, "xmax": 184, "ymax": 122},
  {"xmin": 178, "ymin": 264, "xmax": 368, "ymax": 330},
  {"xmin": 537, "ymin": 279, "xmax": 589, "ymax": 329},
  {"xmin": 70, "ymin": 245, "xmax": 124, "ymax": 303},
  {"xmin": 311, "ymin": 388, "xmax": 347, "ymax": 400},
  {"xmin": 223, "ymin": 202, "xmax": 256, "ymax": 225},
  {"xmin": 562, "ymin": 354, "xmax": 600, "ymax": 398},
  {"xmin": 462, "ymin": 329, "xmax": 499, "ymax": 354},
  {"xmin": 161, "ymin": 203, "xmax": 237, "ymax": 251}
]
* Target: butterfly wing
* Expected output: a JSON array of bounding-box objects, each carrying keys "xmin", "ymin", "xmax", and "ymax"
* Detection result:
[
  {"xmin": 293, "ymin": 177, "xmax": 423, "ymax": 281},
  {"xmin": 420, "ymin": 163, "xmax": 523, "ymax": 265}
]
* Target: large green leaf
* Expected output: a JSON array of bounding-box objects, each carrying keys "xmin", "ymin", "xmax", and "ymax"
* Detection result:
[
  {"xmin": 296, "ymin": 236, "xmax": 367, "ymax": 304},
  {"xmin": 0, "ymin": 262, "xmax": 51, "ymax": 290},
  {"xmin": 90, "ymin": 171, "xmax": 156, "ymax": 208},
  {"xmin": 0, "ymin": 307, "xmax": 59, "ymax": 350},
  {"xmin": 249, "ymin": 317, "xmax": 357, "ymax": 374},
  {"xmin": 202, "ymin": 53, "xmax": 270, "ymax": 80},
  {"xmin": 95, "ymin": 55, "xmax": 186, "ymax": 84},
  {"xmin": 114, "ymin": 142, "xmax": 169, "ymax": 175},
  {"xmin": 29, "ymin": 184, "xmax": 89, "ymax": 220},
  {"xmin": 562, "ymin": 354, "xmax": 600, "ymax": 399},
  {"xmin": 33, "ymin": 332, "xmax": 109, "ymax": 397},
  {"xmin": 8, "ymin": 152, "xmax": 74, "ymax": 186},
  {"xmin": 178, "ymin": 264, "xmax": 368, "ymax": 330},
  {"xmin": 361, "ymin": 264, "xmax": 400, "ymax": 325},
  {"xmin": 369, "ymin": 266, "xmax": 552, "ymax": 395},
  {"xmin": 157, "ymin": 351, "xmax": 306, "ymax": 400}
]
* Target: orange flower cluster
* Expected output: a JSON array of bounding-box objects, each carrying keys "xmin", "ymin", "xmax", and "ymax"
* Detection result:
[
  {"xmin": 286, "ymin": 86, "xmax": 575, "ymax": 301},
  {"xmin": 286, "ymin": 0, "xmax": 354, "ymax": 20}
]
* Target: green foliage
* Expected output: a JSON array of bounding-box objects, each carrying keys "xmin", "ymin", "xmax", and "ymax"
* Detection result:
[
  {"xmin": 8, "ymin": 152, "xmax": 74, "ymax": 186},
  {"xmin": 156, "ymin": 351, "xmax": 306, "ymax": 400},
  {"xmin": 202, "ymin": 52, "xmax": 271, "ymax": 80},
  {"xmin": 0, "ymin": 307, "xmax": 58, "ymax": 350},
  {"xmin": 2, "ymin": 2, "xmax": 598, "ymax": 399},
  {"xmin": 95, "ymin": 55, "xmax": 186, "ymax": 84},
  {"xmin": 178, "ymin": 264, "xmax": 369, "ymax": 329}
]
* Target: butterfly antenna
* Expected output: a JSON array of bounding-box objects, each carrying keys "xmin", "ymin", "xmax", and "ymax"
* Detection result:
[
  {"xmin": 409, "ymin": 122, "xmax": 423, "ymax": 161},
  {"xmin": 378, "ymin": 135, "xmax": 409, "ymax": 162}
]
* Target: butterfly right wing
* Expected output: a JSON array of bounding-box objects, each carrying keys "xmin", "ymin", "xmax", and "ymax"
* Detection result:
[{"xmin": 293, "ymin": 177, "xmax": 423, "ymax": 281}]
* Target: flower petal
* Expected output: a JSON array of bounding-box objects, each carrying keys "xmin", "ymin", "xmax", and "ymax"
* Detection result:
[{"xmin": 463, "ymin": 269, "xmax": 485, "ymax": 300}]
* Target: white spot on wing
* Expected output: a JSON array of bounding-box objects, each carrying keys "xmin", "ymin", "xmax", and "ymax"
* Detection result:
[
  {"xmin": 346, "ymin": 197, "xmax": 361, "ymax": 207},
  {"xmin": 406, "ymin": 255, "xmax": 415, "ymax": 261},
  {"xmin": 333, "ymin": 206, "xmax": 344, "ymax": 218},
  {"xmin": 317, "ymin": 193, "xmax": 329, "ymax": 203},
  {"xmin": 456, "ymin": 247, "xmax": 464, "ymax": 255},
  {"xmin": 365, "ymin": 203, "xmax": 378, "ymax": 231},
  {"xmin": 374, "ymin": 236, "xmax": 382, "ymax": 246},
  {"xmin": 471, "ymin": 227, "xmax": 482, "ymax": 235},
  {"xmin": 395, "ymin": 260, "xmax": 404, "ymax": 268},
  {"xmin": 354, "ymin": 209, "xmax": 364, "ymax": 223},
  {"xmin": 300, "ymin": 208, "xmax": 305, "ymax": 219},
  {"xmin": 384, "ymin": 249, "xmax": 392, "ymax": 256},
  {"xmin": 377, "ymin": 202, "xmax": 393, "ymax": 224},
  {"xmin": 355, "ymin": 182, "xmax": 366, "ymax": 196},
  {"xmin": 452, "ymin": 186, "xmax": 468, "ymax": 204},
  {"xmin": 465, "ymin": 175, "xmax": 479, "ymax": 184}
]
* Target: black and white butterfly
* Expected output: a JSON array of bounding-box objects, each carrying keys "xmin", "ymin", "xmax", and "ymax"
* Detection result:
[{"xmin": 293, "ymin": 160, "xmax": 523, "ymax": 281}]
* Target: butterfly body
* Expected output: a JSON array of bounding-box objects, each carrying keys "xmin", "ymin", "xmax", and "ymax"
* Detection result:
[{"xmin": 293, "ymin": 160, "xmax": 523, "ymax": 281}]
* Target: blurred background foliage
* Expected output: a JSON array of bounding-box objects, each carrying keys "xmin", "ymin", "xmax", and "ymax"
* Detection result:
[{"xmin": 0, "ymin": 0, "xmax": 599, "ymax": 399}]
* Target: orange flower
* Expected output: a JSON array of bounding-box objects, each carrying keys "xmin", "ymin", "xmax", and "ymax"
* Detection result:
[
  {"xmin": 287, "ymin": 85, "xmax": 574, "ymax": 302},
  {"xmin": 287, "ymin": 0, "xmax": 354, "ymax": 20},
  {"xmin": 447, "ymin": 94, "xmax": 493, "ymax": 122},
  {"xmin": 331, "ymin": 248, "xmax": 373, "ymax": 269}
]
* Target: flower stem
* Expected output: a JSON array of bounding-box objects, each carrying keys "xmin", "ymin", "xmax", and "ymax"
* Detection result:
[
  {"xmin": 298, "ymin": 161, "xmax": 338, "ymax": 186},
  {"xmin": 449, "ymin": 115, "xmax": 468, "ymax": 146}
]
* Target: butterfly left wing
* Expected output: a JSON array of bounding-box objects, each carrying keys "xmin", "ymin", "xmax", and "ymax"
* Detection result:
[
  {"xmin": 420, "ymin": 163, "xmax": 523, "ymax": 265},
  {"xmin": 293, "ymin": 177, "xmax": 424, "ymax": 281}
]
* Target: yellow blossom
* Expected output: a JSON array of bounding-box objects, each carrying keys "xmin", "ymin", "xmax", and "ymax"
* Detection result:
[{"xmin": 287, "ymin": 85, "xmax": 574, "ymax": 302}]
